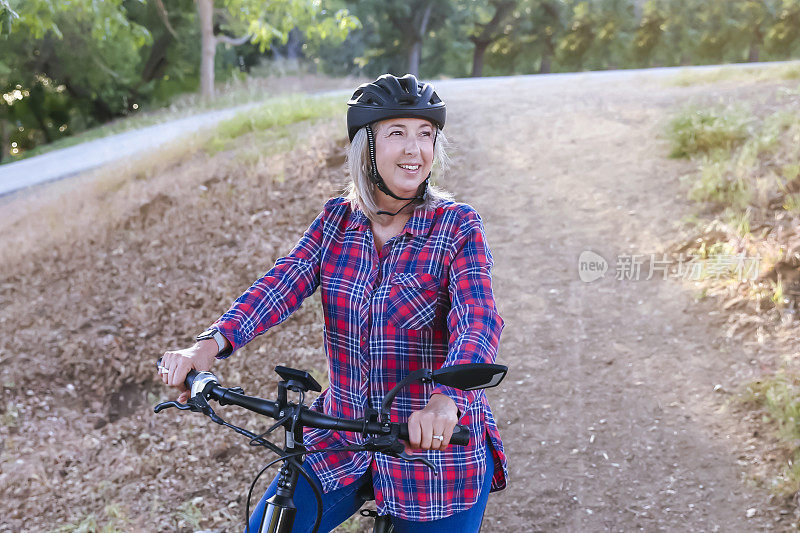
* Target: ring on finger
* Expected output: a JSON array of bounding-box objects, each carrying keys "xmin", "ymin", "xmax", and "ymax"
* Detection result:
[
  {"xmin": 158, "ymin": 365, "xmax": 169, "ymax": 374},
  {"xmin": 432, "ymin": 435, "xmax": 444, "ymax": 442}
]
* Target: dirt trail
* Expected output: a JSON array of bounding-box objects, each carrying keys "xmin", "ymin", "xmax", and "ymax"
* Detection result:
[{"xmin": 441, "ymin": 76, "xmax": 783, "ymax": 531}]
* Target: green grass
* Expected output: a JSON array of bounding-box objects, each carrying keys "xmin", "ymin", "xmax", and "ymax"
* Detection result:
[
  {"xmin": 205, "ymin": 94, "xmax": 343, "ymax": 153},
  {"xmin": 1, "ymin": 401, "xmax": 18, "ymax": 427},
  {"xmin": 670, "ymin": 105, "xmax": 800, "ymax": 212},
  {"xmin": 742, "ymin": 372, "xmax": 800, "ymax": 494},
  {"xmin": 682, "ymin": 151, "xmax": 753, "ymax": 208},
  {"xmin": 669, "ymin": 61, "xmax": 800, "ymax": 87},
  {"xmin": 722, "ymin": 207, "xmax": 752, "ymax": 239},
  {"xmin": 175, "ymin": 499, "xmax": 203, "ymax": 530},
  {"xmin": 51, "ymin": 504, "xmax": 129, "ymax": 533},
  {"xmin": 666, "ymin": 106, "xmax": 752, "ymax": 158}
]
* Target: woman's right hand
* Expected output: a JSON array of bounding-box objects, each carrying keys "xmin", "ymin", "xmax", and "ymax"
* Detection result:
[{"xmin": 158, "ymin": 340, "xmax": 219, "ymax": 403}]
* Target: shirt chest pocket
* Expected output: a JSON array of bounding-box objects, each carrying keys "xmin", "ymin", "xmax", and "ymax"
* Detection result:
[{"xmin": 386, "ymin": 272, "xmax": 441, "ymax": 330}]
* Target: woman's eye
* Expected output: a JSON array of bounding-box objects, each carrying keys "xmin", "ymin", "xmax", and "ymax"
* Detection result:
[{"xmin": 390, "ymin": 130, "xmax": 402, "ymax": 136}]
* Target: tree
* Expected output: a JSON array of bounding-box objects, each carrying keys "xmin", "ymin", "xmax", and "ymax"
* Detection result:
[
  {"xmin": 195, "ymin": 0, "xmax": 358, "ymax": 99},
  {"xmin": 468, "ymin": 0, "xmax": 517, "ymax": 77},
  {"xmin": 470, "ymin": 0, "xmax": 566, "ymax": 76},
  {"xmin": 557, "ymin": 1, "xmax": 597, "ymax": 70},
  {"xmin": 734, "ymin": 0, "xmax": 773, "ymax": 62},
  {"xmin": 0, "ymin": 0, "xmax": 154, "ymax": 159},
  {"xmin": 632, "ymin": 0, "xmax": 667, "ymax": 66},
  {"xmin": 766, "ymin": 0, "xmax": 800, "ymax": 58},
  {"xmin": 531, "ymin": 0, "xmax": 568, "ymax": 73},
  {"xmin": 348, "ymin": 0, "xmax": 451, "ymax": 76}
]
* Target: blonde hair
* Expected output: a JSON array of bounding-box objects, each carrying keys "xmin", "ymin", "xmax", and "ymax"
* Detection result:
[{"xmin": 345, "ymin": 123, "xmax": 453, "ymax": 221}]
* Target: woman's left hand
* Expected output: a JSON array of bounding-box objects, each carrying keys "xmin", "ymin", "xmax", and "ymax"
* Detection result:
[{"xmin": 406, "ymin": 394, "xmax": 459, "ymax": 453}]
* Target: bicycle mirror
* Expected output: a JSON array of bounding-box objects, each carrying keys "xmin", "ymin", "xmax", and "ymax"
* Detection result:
[{"xmin": 431, "ymin": 363, "xmax": 508, "ymax": 391}]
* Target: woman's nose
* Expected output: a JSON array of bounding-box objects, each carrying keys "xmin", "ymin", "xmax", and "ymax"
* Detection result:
[{"xmin": 404, "ymin": 138, "xmax": 421, "ymax": 155}]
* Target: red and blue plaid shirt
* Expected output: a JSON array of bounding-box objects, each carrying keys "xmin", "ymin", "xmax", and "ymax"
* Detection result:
[{"xmin": 212, "ymin": 197, "xmax": 507, "ymax": 521}]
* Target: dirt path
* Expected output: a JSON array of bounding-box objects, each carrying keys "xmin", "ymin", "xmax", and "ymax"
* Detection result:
[{"xmin": 440, "ymin": 76, "xmax": 783, "ymax": 531}]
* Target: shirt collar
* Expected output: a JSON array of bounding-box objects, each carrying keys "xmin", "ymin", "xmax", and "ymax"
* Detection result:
[{"xmin": 346, "ymin": 202, "xmax": 437, "ymax": 237}]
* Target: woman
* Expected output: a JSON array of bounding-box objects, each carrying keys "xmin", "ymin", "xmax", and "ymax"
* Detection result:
[{"xmin": 158, "ymin": 74, "xmax": 508, "ymax": 532}]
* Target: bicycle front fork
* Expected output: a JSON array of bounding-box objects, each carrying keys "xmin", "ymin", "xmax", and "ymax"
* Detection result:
[{"xmin": 258, "ymin": 463, "xmax": 299, "ymax": 533}]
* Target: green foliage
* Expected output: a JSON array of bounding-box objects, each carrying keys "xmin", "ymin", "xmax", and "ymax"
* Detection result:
[
  {"xmin": 4, "ymin": 0, "xmax": 800, "ymax": 160},
  {"xmin": 219, "ymin": 0, "xmax": 358, "ymax": 53},
  {"xmin": 0, "ymin": 0, "xmax": 19, "ymax": 35},
  {"xmin": 766, "ymin": 0, "xmax": 800, "ymax": 57},
  {"xmin": 666, "ymin": 106, "xmax": 752, "ymax": 158},
  {"xmin": 0, "ymin": 0, "xmax": 171, "ymax": 159},
  {"xmin": 345, "ymin": 0, "xmax": 454, "ymax": 76},
  {"xmin": 0, "ymin": 0, "xmax": 357, "ymax": 160},
  {"xmin": 633, "ymin": 1, "xmax": 667, "ymax": 66}
]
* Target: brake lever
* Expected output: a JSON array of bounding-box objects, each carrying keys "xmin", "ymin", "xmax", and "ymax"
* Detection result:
[
  {"xmin": 362, "ymin": 435, "xmax": 438, "ymax": 473},
  {"xmin": 154, "ymin": 395, "xmax": 224, "ymax": 424},
  {"xmin": 391, "ymin": 450, "xmax": 437, "ymax": 473},
  {"xmin": 154, "ymin": 400, "xmax": 191, "ymax": 413}
]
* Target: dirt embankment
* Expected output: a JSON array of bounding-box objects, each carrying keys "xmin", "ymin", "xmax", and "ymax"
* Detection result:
[{"xmin": 1, "ymin": 72, "xmax": 799, "ymax": 532}]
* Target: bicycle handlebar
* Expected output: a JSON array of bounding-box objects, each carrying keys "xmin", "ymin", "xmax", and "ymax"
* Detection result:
[{"xmin": 175, "ymin": 368, "xmax": 470, "ymax": 446}]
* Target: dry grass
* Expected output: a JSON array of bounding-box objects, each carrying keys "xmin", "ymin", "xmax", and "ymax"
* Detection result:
[
  {"xmin": 666, "ymin": 77, "xmax": 800, "ymax": 497},
  {"xmin": 668, "ymin": 61, "xmax": 800, "ymax": 87}
]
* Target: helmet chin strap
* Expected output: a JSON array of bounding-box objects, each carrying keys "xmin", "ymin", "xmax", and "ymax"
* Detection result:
[{"xmin": 366, "ymin": 124, "xmax": 429, "ymax": 216}]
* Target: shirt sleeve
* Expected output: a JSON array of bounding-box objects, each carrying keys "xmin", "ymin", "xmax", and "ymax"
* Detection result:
[
  {"xmin": 209, "ymin": 200, "xmax": 331, "ymax": 357},
  {"xmin": 431, "ymin": 209, "xmax": 505, "ymax": 417}
]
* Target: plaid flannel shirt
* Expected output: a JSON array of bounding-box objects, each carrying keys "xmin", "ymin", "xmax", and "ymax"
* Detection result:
[{"xmin": 211, "ymin": 196, "xmax": 507, "ymax": 521}]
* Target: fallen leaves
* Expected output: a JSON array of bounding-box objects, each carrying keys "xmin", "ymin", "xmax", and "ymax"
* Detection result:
[{"xmin": 0, "ymin": 118, "xmax": 347, "ymax": 531}]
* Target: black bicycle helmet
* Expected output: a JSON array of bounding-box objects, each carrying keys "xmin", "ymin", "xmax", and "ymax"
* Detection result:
[{"xmin": 346, "ymin": 74, "xmax": 446, "ymax": 141}]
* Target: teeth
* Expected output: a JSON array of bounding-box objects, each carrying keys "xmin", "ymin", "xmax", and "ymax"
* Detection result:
[{"xmin": 399, "ymin": 164, "xmax": 420, "ymax": 170}]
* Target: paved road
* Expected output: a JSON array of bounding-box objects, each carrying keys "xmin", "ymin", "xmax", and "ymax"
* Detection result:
[{"xmin": 0, "ymin": 61, "xmax": 789, "ymax": 198}]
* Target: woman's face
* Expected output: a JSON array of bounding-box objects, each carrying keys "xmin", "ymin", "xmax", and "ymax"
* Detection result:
[{"xmin": 373, "ymin": 117, "xmax": 435, "ymax": 199}]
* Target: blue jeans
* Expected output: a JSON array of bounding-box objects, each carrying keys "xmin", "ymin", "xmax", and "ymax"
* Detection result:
[{"xmin": 246, "ymin": 442, "xmax": 494, "ymax": 533}]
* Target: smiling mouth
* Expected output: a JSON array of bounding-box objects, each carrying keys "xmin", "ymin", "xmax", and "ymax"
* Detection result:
[{"xmin": 398, "ymin": 164, "xmax": 421, "ymax": 171}]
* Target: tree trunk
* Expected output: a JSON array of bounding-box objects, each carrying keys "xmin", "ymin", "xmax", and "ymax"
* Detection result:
[
  {"xmin": 1, "ymin": 120, "xmax": 6, "ymax": 163},
  {"xmin": 286, "ymin": 28, "xmax": 303, "ymax": 60},
  {"xmin": 196, "ymin": 0, "xmax": 216, "ymax": 100},
  {"xmin": 748, "ymin": 43, "xmax": 760, "ymax": 62},
  {"xmin": 408, "ymin": 41, "xmax": 422, "ymax": 76},
  {"xmin": 407, "ymin": 2, "xmax": 433, "ymax": 76},
  {"xmin": 539, "ymin": 53, "xmax": 552, "ymax": 74},
  {"xmin": 471, "ymin": 40, "xmax": 489, "ymax": 77},
  {"xmin": 141, "ymin": 33, "xmax": 174, "ymax": 83}
]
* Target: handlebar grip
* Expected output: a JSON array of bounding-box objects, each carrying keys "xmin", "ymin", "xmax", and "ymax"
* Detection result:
[
  {"xmin": 396, "ymin": 422, "xmax": 470, "ymax": 446},
  {"xmin": 450, "ymin": 424, "xmax": 470, "ymax": 446},
  {"xmin": 156, "ymin": 358, "xmax": 201, "ymax": 391},
  {"xmin": 184, "ymin": 369, "xmax": 200, "ymax": 390}
]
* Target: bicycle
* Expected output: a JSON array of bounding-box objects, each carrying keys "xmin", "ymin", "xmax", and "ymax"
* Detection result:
[{"xmin": 154, "ymin": 361, "xmax": 507, "ymax": 533}]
